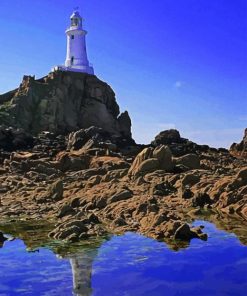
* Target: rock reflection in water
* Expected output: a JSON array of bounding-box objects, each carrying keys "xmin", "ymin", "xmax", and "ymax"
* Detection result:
[{"xmin": 0, "ymin": 215, "xmax": 247, "ymax": 296}]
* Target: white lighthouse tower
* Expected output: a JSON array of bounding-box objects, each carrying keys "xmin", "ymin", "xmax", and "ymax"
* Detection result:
[{"xmin": 54, "ymin": 9, "xmax": 94, "ymax": 74}]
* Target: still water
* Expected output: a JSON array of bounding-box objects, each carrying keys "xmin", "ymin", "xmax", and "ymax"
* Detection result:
[{"xmin": 0, "ymin": 220, "xmax": 247, "ymax": 296}]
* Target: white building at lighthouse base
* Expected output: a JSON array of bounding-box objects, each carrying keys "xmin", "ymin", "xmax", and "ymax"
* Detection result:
[{"xmin": 52, "ymin": 64, "xmax": 94, "ymax": 75}]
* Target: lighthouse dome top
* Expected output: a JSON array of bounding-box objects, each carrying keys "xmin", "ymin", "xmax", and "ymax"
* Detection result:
[
  {"xmin": 69, "ymin": 10, "xmax": 83, "ymax": 28},
  {"xmin": 70, "ymin": 10, "xmax": 82, "ymax": 19}
]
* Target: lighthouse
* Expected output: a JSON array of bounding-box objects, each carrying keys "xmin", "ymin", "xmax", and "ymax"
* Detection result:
[{"xmin": 54, "ymin": 9, "xmax": 94, "ymax": 74}]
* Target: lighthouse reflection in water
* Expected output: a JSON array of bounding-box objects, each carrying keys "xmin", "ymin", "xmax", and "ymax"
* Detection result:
[{"xmin": 0, "ymin": 221, "xmax": 247, "ymax": 296}]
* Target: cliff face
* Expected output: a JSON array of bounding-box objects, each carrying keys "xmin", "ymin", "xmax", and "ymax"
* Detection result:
[
  {"xmin": 230, "ymin": 128, "xmax": 247, "ymax": 158},
  {"xmin": 0, "ymin": 71, "xmax": 131, "ymax": 137}
]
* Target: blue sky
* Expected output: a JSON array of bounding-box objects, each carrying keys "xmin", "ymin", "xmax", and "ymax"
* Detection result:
[{"xmin": 0, "ymin": 0, "xmax": 246, "ymax": 147}]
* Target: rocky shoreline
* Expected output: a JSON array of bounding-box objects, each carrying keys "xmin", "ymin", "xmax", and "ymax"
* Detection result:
[
  {"xmin": 0, "ymin": 71, "xmax": 246, "ymax": 247},
  {"xmin": 0, "ymin": 125, "xmax": 246, "ymax": 247}
]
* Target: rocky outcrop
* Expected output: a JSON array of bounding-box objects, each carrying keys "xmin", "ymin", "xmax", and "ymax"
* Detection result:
[
  {"xmin": 151, "ymin": 129, "xmax": 212, "ymax": 157},
  {"xmin": 151, "ymin": 129, "xmax": 182, "ymax": 146},
  {"xmin": 0, "ymin": 71, "xmax": 132, "ymax": 138},
  {"xmin": 67, "ymin": 126, "xmax": 135, "ymax": 152},
  {"xmin": 230, "ymin": 128, "xmax": 247, "ymax": 158},
  {"xmin": 128, "ymin": 145, "xmax": 200, "ymax": 177}
]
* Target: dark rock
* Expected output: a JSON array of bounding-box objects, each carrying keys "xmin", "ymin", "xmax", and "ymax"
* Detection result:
[
  {"xmin": 112, "ymin": 217, "xmax": 127, "ymax": 226},
  {"xmin": 151, "ymin": 129, "xmax": 182, "ymax": 146},
  {"xmin": 57, "ymin": 204, "xmax": 74, "ymax": 218},
  {"xmin": 151, "ymin": 129, "xmax": 211, "ymax": 157},
  {"xmin": 94, "ymin": 196, "xmax": 107, "ymax": 209},
  {"xmin": 174, "ymin": 223, "xmax": 207, "ymax": 241},
  {"xmin": 110, "ymin": 190, "xmax": 133, "ymax": 203},
  {"xmin": 0, "ymin": 126, "xmax": 34, "ymax": 151},
  {"xmin": 192, "ymin": 192, "xmax": 212, "ymax": 207},
  {"xmin": 67, "ymin": 127, "xmax": 110, "ymax": 150},
  {"xmin": 230, "ymin": 128, "xmax": 247, "ymax": 158},
  {"xmin": 151, "ymin": 181, "xmax": 177, "ymax": 196},
  {"xmin": 181, "ymin": 187, "xmax": 194, "ymax": 199},
  {"xmin": 70, "ymin": 197, "xmax": 81, "ymax": 208},
  {"xmin": 174, "ymin": 223, "xmax": 193, "ymax": 240},
  {"xmin": 117, "ymin": 111, "xmax": 132, "ymax": 138},
  {"xmin": 87, "ymin": 213, "xmax": 100, "ymax": 224},
  {"xmin": 0, "ymin": 232, "xmax": 7, "ymax": 244}
]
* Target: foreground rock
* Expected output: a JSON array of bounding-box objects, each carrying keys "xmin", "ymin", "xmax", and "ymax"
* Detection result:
[
  {"xmin": 0, "ymin": 231, "xmax": 7, "ymax": 247},
  {"xmin": 0, "ymin": 127, "xmax": 246, "ymax": 245}
]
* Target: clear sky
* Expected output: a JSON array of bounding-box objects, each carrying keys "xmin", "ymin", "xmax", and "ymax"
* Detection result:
[{"xmin": 0, "ymin": 0, "xmax": 246, "ymax": 147}]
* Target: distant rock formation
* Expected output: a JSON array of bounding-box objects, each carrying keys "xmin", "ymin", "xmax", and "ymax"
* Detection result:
[
  {"xmin": 230, "ymin": 128, "xmax": 247, "ymax": 158},
  {"xmin": 151, "ymin": 129, "xmax": 216, "ymax": 157},
  {"xmin": 151, "ymin": 129, "xmax": 182, "ymax": 146},
  {"xmin": 0, "ymin": 71, "xmax": 132, "ymax": 139}
]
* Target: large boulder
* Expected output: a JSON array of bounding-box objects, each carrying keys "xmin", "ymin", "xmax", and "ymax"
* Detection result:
[
  {"xmin": 128, "ymin": 145, "xmax": 174, "ymax": 177},
  {"xmin": 128, "ymin": 147, "xmax": 153, "ymax": 176},
  {"xmin": 67, "ymin": 127, "xmax": 109, "ymax": 150},
  {"xmin": 138, "ymin": 158, "xmax": 160, "ymax": 173},
  {"xmin": 153, "ymin": 145, "xmax": 174, "ymax": 171}
]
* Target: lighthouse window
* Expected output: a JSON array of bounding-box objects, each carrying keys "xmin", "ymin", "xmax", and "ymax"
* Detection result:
[
  {"xmin": 71, "ymin": 18, "xmax": 78, "ymax": 26},
  {"xmin": 71, "ymin": 35, "xmax": 74, "ymax": 40},
  {"xmin": 71, "ymin": 57, "xmax": 74, "ymax": 65}
]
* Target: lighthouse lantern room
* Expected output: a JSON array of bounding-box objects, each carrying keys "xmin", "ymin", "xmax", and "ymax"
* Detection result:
[{"xmin": 53, "ymin": 9, "xmax": 94, "ymax": 75}]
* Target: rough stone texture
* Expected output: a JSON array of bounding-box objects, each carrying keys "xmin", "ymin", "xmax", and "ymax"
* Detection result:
[
  {"xmin": 128, "ymin": 145, "xmax": 174, "ymax": 177},
  {"xmin": 0, "ymin": 130, "xmax": 247, "ymax": 246},
  {"xmin": 151, "ymin": 129, "xmax": 182, "ymax": 146},
  {"xmin": 0, "ymin": 71, "xmax": 132, "ymax": 138},
  {"xmin": 153, "ymin": 145, "xmax": 174, "ymax": 171},
  {"xmin": 230, "ymin": 128, "xmax": 247, "ymax": 158},
  {"xmin": 48, "ymin": 180, "xmax": 63, "ymax": 201},
  {"xmin": 117, "ymin": 111, "xmax": 132, "ymax": 138},
  {"xmin": 151, "ymin": 129, "xmax": 212, "ymax": 157},
  {"xmin": 174, "ymin": 154, "xmax": 200, "ymax": 170}
]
